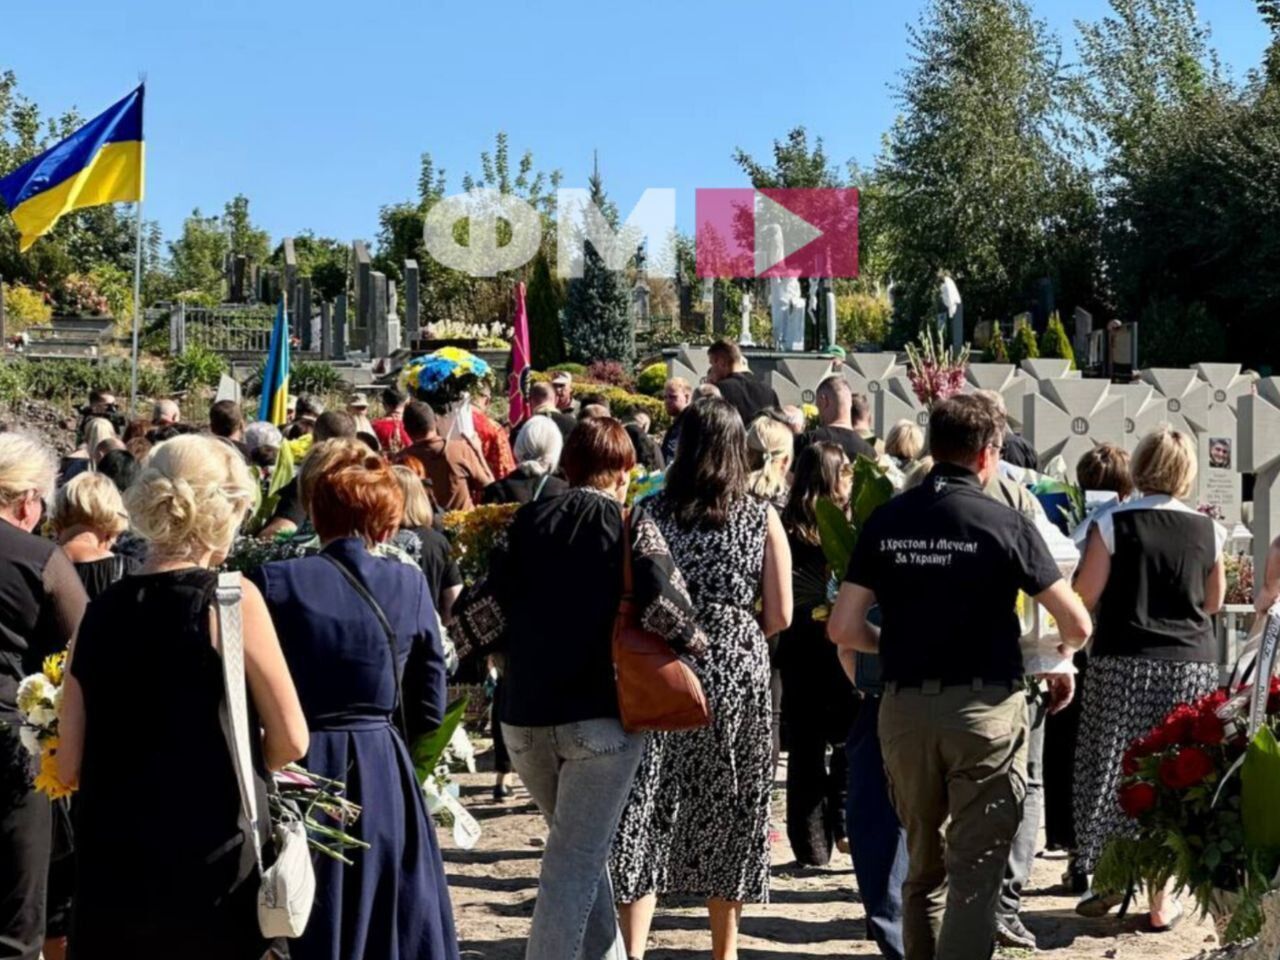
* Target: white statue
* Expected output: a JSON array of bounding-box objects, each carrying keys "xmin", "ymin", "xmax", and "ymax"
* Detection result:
[
  {"xmin": 738, "ymin": 292, "xmax": 754, "ymax": 347},
  {"xmin": 763, "ymin": 224, "xmax": 806, "ymax": 350}
]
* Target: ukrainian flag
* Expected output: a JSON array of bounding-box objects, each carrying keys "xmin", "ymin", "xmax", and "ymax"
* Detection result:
[
  {"xmin": 0, "ymin": 87, "xmax": 144, "ymax": 252},
  {"xmin": 258, "ymin": 297, "xmax": 291, "ymax": 426}
]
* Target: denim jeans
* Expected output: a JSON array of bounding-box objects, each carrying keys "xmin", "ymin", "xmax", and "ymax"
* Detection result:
[
  {"xmin": 503, "ymin": 718, "xmax": 646, "ymax": 960},
  {"xmin": 846, "ymin": 698, "xmax": 908, "ymax": 960},
  {"xmin": 997, "ymin": 683, "xmax": 1047, "ymax": 924}
]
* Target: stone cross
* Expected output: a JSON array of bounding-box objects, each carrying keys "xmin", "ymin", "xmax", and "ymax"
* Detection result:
[
  {"xmin": 404, "ymin": 260, "xmax": 420, "ymax": 346},
  {"xmin": 352, "ymin": 241, "xmax": 372, "ymax": 349},
  {"xmin": 876, "ymin": 376, "xmax": 931, "ymax": 438},
  {"xmin": 1195, "ymin": 363, "xmax": 1253, "ymax": 524},
  {"xmin": 667, "ymin": 344, "xmax": 711, "ymax": 386},
  {"xmin": 842, "ymin": 353, "xmax": 907, "ymax": 434},
  {"xmin": 778, "ymin": 357, "xmax": 839, "ymax": 406},
  {"xmin": 333, "ymin": 295, "xmax": 348, "ymax": 360},
  {"xmin": 964, "ymin": 363, "xmax": 1036, "ymax": 431},
  {"xmin": 1021, "ymin": 358, "xmax": 1081, "ymax": 382},
  {"xmin": 1139, "ymin": 368, "xmax": 1211, "ymax": 503},
  {"xmin": 1023, "ymin": 379, "xmax": 1125, "ymax": 482},
  {"xmin": 1239, "ymin": 378, "xmax": 1280, "ymax": 593},
  {"xmin": 320, "ymin": 301, "xmax": 332, "ymax": 361},
  {"xmin": 1109, "ymin": 382, "xmax": 1166, "ymax": 453},
  {"xmin": 766, "ymin": 370, "xmax": 805, "ymax": 409}
]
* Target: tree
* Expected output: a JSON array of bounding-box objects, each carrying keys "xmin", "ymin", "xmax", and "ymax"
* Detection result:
[
  {"xmin": 167, "ymin": 210, "xmax": 227, "ymax": 301},
  {"xmin": 223, "ymin": 195, "xmax": 270, "ymax": 263},
  {"xmin": 1038, "ymin": 312, "xmax": 1076, "ymax": 366},
  {"xmin": 525, "ymin": 248, "xmax": 564, "ymax": 368},
  {"xmin": 1009, "ymin": 317, "xmax": 1040, "ymax": 362},
  {"xmin": 875, "ymin": 0, "xmax": 1099, "ymax": 337},
  {"xmin": 733, "ymin": 127, "xmax": 842, "ymax": 189},
  {"xmin": 986, "ymin": 322, "xmax": 1011, "ymax": 362},
  {"xmin": 563, "ymin": 162, "xmax": 631, "ymax": 364}
]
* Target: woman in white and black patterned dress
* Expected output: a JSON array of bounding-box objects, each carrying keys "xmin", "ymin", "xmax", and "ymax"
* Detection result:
[
  {"xmin": 1071, "ymin": 426, "xmax": 1226, "ymax": 931},
  {"xmin": 612, "ymin": 398, "xmax": 793, "ymax": 960}
]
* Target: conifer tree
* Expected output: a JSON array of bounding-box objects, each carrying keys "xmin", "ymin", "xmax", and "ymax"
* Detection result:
[{"xmin": 563, "ymin": 159, "xmax": 633, "ymax": 365}]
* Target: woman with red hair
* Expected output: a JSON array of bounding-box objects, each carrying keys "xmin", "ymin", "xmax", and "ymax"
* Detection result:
[{"xmin": 250, "ymin": 438, "xmax": 459, "ymax": 960}]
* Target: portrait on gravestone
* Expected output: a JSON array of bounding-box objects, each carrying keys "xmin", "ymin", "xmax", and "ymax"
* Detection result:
[{"xmin": 1210, "ymin": 438, "xmax": 1232, "ymax": 470}]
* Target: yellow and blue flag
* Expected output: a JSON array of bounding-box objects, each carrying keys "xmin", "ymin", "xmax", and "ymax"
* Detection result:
[
  {"xmin": 258, "ymin": 297, "xmax": 291, "ymax": 426},
  {"xmin": 0, "ymin": 86, "xmax": 144, "ymax": 252}
]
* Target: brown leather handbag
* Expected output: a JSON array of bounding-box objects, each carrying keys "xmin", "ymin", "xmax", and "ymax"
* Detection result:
[{"xmin": 612, "ymin": 515, "xmax": 711, "ymax": 733}]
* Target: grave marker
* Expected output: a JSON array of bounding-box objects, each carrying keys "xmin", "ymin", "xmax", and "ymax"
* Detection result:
[
  {"xmin": 1238, "ymin": 378, "xmax": 1280, "ymax": 595},
  {"xmin": 1195, "ymin": 363, "xmax": 1252, "ymax": 524},
  {"xmin": 404, "ymin": 260, "xmax": 420, "ymax": 346},
  {"xmin": 766, "ymin": 370, "xmax": 804, "ymax": 409},
  {"xmin": 370, "ymin": 271, "xmax": 391, "ymax": 358},
  {"xmin": 1109, "ymin": 382, "xmax": 1166, "ymax": 453},
  {"xmin": 964, "ymin": 363, "xmax": 1036, "ymax": 430},
  {"xmin": 333, "ymin": 295, "xmax": 348, "ymax": 360},
  {"xmin": 778, "ymin": 357, "xmax": 839, "ymax": 405},
  {"xmin": 320, "ymin": 301, "xmax": 332, "ymax": 361},
  {"xmin": 353, "ymin": 241, "xmax": 372, "ymax": 349},
  {"xmin": 298, "ymin": 277, "xmax": 313, "ymax": 352},
  {"xmin": 876, "ymin": 376, "xmax": 931, "ymax": 438},
  {"xmin": 1140, "ymin": 368, "xmax": 1210, "ymax": 503},
  {"xmin": 1021, "ymin": 358, "xmax": 1081, "ymax": 381},
  {"xmin": 1023, "ymin": 379, "xmax": 1125, "ymax": 482}
]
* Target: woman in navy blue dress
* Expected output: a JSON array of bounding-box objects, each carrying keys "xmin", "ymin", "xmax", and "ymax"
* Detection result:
[{"xmin": 251, "ymin": 438, "xmax": 459, "ymax": 960}]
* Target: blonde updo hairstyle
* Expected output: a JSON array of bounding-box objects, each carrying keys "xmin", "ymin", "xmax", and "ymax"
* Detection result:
[
  {"xmin": 746, "ymin": 415, "xmax": 794, "ymax": 503},
  {"xmin": 52, "ymin": 473, "xmax": 128, "ymax": 540},
  {"xmin": 125, "ymin": 435, "xmax": 257, "ymax": 563},
  {"xmin": 0, "ymin": 431, "xmax": 59, "ymax": 508},
  {"xmin": 1131, "ymin": 425, "xmax": 1197, "ymax": 499}
]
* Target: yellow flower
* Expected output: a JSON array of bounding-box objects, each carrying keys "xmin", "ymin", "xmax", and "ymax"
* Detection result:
[
  {"xmin": 43, "ymin": 652, "xmax": 66, "ymax": 686},
  {"xmin": 286, "ymin": 433, "xmax": 314, "ymax": 461},
  {"xmin": 34, "ymin": 739, "xmax": 75, "ymax": 801}
]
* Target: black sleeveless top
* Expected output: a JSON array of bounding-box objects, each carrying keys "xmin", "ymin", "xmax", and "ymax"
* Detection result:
[
  {"xmin": 1093, "ymin": 496, "xmax": 1223, "ymax": 663},
  {"xmin": 70, "ymin": 567, "xmax": 271, "ymax": 959}
]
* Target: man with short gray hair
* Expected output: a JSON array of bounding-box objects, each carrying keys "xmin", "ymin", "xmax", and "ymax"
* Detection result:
[{"xmin": 151, "ymin": 398, "xmax": 180, "ymax": 427}]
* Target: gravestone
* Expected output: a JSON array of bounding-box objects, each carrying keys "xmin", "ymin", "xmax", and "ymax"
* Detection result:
[
  {"xmin": 214, "ymin": 374, "xmax": 241, "ymax": 405},
  {"xmin": 964, "ymin": 364, "xmax": 1036, "ymax": 431},
  {"xmin": 1023, "ymin": 379, "xmax": 1125, "ymax": 482},
  {"xmin": 283, "ymin": 239, "xmax": 298, "ymax": 318},
  {"xmin": 1195, "ymin": 363, "xmax": 1252, "ymax": 524},
  {"xmin": 404, "ymin": 260, "xmax": 420, "ymax": 345},
  {"xmin": 1021, "ymin": 358, "xmax": 1081, "ymax": 381},
  {"xmin": 842, "ymin": 353, "xmax": 906, "ymax": 403},
  {"xmin": 352, "ymin": 241, "xmax": 372, "ymax": 350},
  {"xmin": 319, "ymin": 301, "xmax": 332, "ymax": 361},
  {"xmin": 875, "ymin": 376, "xmax": 931, "ymax": 438},
  {"xmin": 332, "ymin": 295, "xmax": 348, "ymax": 360},
  {"xmin": 766, "ymin": 370, "xmax": 804, "ymax": 409},
  {"xmin": 667, "ymin": 344, "xmax": 711, "ymax": 386},
  {"xmin": 249, "ymin": 263, "xmax": 260, "ymax": 304},
  {"xmin": 369, "ymin": 272, "xmax": 391, "ymax": 358},
  {"xmin": 230, "ymin": 255, "xmax": 247, "ymax": 304},
  {"xmin": 1139, "ymin": 368, "xmax": 1211, "ymax": 503},
  {"xmin": 778, "ymin": 357, "xmax": 839, "ymax": 406},
  {"xmin": 1239, "ymin": 379, "xmax": 1280, "ymax": 595},
  {"xmin": 1110, "ymin": 382, "xmax": 1166, "ymax": 453},
  {"xmin": 297, "ymin": 277, "xmax": 313, "ymax": 352},
  {"xmin": 1072, "ymin": 308, "xmax": 1092, "ymax": 363}
]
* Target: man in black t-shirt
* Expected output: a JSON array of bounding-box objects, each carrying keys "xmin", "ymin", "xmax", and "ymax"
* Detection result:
[
  {"xmin": 828, "ymin": 395, "xmax": 1090, "ymax": 960},
  {"xmin": 797, "ymin": 377, "xmax": 877, "ymax": 464},
  {"xmin": 706, "ymin": 339, "xmax": 779, "ymax": 426}
]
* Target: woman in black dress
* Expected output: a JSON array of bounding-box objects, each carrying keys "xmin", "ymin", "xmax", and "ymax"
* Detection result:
[
  {"xmin": 52, "ymin": 473, "xmax": 139, "ymax": 599},
  {"xmin": 57, "ymin": 435, "xmax": 309, "ymax": 960},
  {"xmin": 484, "ymin": 415, "xmax": 568, "ymax": 505}
]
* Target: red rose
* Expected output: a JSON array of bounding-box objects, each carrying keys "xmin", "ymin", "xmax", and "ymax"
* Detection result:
[
  {"xmin": 1143, "ymin": 726, "xmax": 1169, "ymax": 752},
  {"xmin": 1119, "ymin": 782, "xmax": 1157, "ymax": 818},
  {"xmin": 1269, "ymin": 677, "xmax": 1280, "ymax": 715},
  {"xmin": 1199, "ymin": 689, "xmax": 1229, "ymax": 714},
  {"xmin": 1192, "ymin": 712, "xmax": 1226, "ymax": 745},
  {"xmin": 1159, "ymin": 746, "xmax": 1215, "ymax": 789},
  {"xmin": 1163, "ymin": 704, "xmax": 1199, "ymax": 745},
  {"xmin": 1122, "ymin": 748, "xmax": 1142, "ymax": 776}
]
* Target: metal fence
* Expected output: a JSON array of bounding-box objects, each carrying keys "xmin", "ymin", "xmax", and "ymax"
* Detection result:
[{"xmin": 173, "ymin": 304, "xmax": 276, "ymax": 355}]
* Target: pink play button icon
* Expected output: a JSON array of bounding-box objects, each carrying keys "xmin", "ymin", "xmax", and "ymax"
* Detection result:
[{"xmin": 695, "ymin": 188, "xmax": 859, "ymax": 278}]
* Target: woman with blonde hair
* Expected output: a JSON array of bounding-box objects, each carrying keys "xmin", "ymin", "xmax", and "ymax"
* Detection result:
[
  {"xmin": 392, "ymin": 464, "xmax": 463, "ymax": 624},
  {"xmin": 746, "ymin": 413, "xmax": 795, "ymax": 511},
  {"xmin": 51, "ymin": 473, "xmax": 138, "ymax": 599},
  {"xmin": 884, "ymin": 420, "xmax": 925, "ymax": 468},
  {"xmin": 59, "ymin": 417, "xmax": 118, "ymax": 485},
  {"xmin": 1071, "ymin": 426, "xmax": 1226, "ymax": 930},
  {"xmin": 57, "ymin": 435, "xmax": 308, "ymax": 959}
]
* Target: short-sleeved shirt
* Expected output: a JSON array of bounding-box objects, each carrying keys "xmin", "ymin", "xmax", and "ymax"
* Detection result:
[
  {"xmin": 1091, "ymin": 495, "xmax": 1225, "ymax": 662},
  {"xmin": 401, "ymin": 438, "xmax": 493, "ymax": 513},
  {"xmin": 844, "ymin": 462, "xmax": 1062, "ymax": 685},
  {"xmin": 798, "ymin": 425, "xmax": 877, "ymax": 464},
  {"xmin": 402, "ymin": 525, "xmax": 464, "ymax": 609}
]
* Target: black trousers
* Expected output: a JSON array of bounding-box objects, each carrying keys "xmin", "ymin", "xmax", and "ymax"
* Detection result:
[
  {"xmin": 782, "ymin": 666, "xmax": 856, "ymax": 866},
  {"xmin": 0, "ymin": 784, "xmax": 51, "ymax": 960},
  {"xmin": 491, "ymin": 675, "xmax": 511, "ymax": 775},
  {"xmin": 1043, "ymin": 652, "xmax": 1088, "ymax": 851}
]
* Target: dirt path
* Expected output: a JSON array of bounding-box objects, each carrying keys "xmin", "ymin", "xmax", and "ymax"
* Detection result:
[{"xmin": 443, "ymin": 753, "xmax": 1218, "ymax": 960}]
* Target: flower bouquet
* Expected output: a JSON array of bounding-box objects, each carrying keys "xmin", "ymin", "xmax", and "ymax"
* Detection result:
[
  {"xmin": 15, "ymin": 652, "xmax": 73, "ymax": 799},
  {"xmin": 1095, "ymin": 678, "xmax": 1280, "ymax": 942},
  {"xmin": 401, "ymin": 347, "xmax": 492, "ymax": 414},
  {"xmin": 411, "ymin": 697, "xmax": 482, "ymax": 850},
  {"xmin": 272, "ymin": 764, "xmax": 369, "ymax": 864},
  {"xmin": 626, "ymin": 466, "xmax": 665, "ymax": 508},
  {"xmin": 904, "ymin": 326, "xmax": 969, "ymax": 408},
  {"xmin": 442, "ymin": 503, "xmax": 519, "ymax": 586}
]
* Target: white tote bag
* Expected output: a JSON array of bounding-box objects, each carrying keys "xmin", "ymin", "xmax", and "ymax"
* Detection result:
[{"xmin": 215, "ymin": 572, "xmax": 316, "ymax": 939}]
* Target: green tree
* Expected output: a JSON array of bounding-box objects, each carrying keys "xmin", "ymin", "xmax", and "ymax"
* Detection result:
[
  {"xmin": 876, "ymin": 0, "xmax": 1099, "ymax": 337},
  {"xmin": 1038, "ymin": 312, "xmax": 1076, "ymax": 366},
  {"xmin": 1009, "ymin": 318, "xmax": 1040, "ymax": 362},
  {"xmin": 563, "ymin": 162, "xmax": 631, "ymax": 364},
  {"xmin": 986, "ymin": 322, "xmax": 1011, "ymax": 362},
  {"xmin": 525, "ymin": 248, "xmax": 564, "ymax": 369},
  {"xmin": 167, "ymin": 210, "xmax": 227, "ymax": 300},
  {"xmin": 223, "ymin": 195, "xmax": 270, "ymax": 263}
]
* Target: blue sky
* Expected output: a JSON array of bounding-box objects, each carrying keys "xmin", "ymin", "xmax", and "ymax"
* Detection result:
[{"xmin": 4, "ymin": 0, "xmax": 1271, "ymax": 249}]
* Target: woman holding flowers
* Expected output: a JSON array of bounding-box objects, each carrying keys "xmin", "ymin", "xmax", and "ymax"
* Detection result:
[
  {"xmin": 250, "ymin": 438, "xmax": 459, "ymax": 960},
  {"xmin": 1071, "ymin": 426, "xmax": 1227, "ymax": 930},
  {"xmin": 57, "ymin": 435, "xmax": 309, "ymax": 959},
  {"xmin": 0, "ymin": 432, "xmax": 87, "ymax": 960}
]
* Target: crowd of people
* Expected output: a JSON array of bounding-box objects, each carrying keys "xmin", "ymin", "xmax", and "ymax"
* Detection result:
[{"xmin": 0, "ymin": 337, "xmax": 1259, "ymax": 960}]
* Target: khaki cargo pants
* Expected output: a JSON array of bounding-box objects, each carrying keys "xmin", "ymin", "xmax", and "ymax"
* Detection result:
[{"xmin": 879, "ymin": 682, "xmax": 1028, "ymax": 960}]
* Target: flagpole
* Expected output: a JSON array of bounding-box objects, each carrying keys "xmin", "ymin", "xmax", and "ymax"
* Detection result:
[{"xmin": 129, "ymin": 196, "xmax": 144, "ymax": 416}]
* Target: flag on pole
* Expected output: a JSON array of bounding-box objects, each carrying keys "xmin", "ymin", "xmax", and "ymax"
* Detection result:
[
  {"xmin": 0, "ymin": 87, "xmax": 144, "ymax": 251},
  {"xmin": 508, "ymin": 282, "xmax": 531, "ymax": 426},
  {"xmin": 258, "ymin": 297, "xmax": 291, "ymax": 426}
]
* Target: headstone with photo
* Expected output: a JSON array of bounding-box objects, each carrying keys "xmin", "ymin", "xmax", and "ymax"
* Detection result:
[
  {"xmin": 1238, "ymin": 378, "xmax": 1280, "ymax": 597},
  {"xmin": 1109, "ymin": 381, "xmax": 1167, "ymax": 453},
  {"xmin": 1195, "ymin": 363, "xmax": 1252, "ymax": 524},
  {"xmin": 964, "ymin": 363, "xmax": 1036, "ymax": 431},
  {"xmin": 1139, "ymin": 368, "xmax": 1211, "ymax": 504},
  {"xmin": 875, "ymin": 376, "xmax": 931, "ymax": 439},
  {"xmin": 403, "ymin": 260, "xmax": 420, "ymax": 347},
  {"xmin": 1023, "ymin": 379, "xmax": 1125, "ymax": 482}
]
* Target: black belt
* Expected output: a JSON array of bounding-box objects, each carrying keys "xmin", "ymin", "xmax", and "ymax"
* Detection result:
[{"xmin": 883, "ymin": 678, "xmax": 1017, "ymax": 695}]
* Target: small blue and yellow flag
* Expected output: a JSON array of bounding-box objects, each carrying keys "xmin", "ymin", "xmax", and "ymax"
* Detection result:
[
  {"xmin": 258, "ymin": 297, "xmax": 291, "ymax": 426},
  {"xmin": 0, "ymin": 86, "xmax": 144, "ymax": 252}
]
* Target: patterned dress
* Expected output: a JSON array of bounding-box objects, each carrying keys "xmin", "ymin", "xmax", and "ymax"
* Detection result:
[{"xmin": 612, "ymin": 491, "xmax": 774, "ymax": 904}]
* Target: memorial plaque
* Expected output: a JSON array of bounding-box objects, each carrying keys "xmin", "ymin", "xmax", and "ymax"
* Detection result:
[
  {"xmin": 1140, "ymin": 368, "xmax": 1211, "ymax": 504},
  {"xmin": 964, "ymin": 363, "xmax": 1036, "ymax": 430},
  {"xmin": 1109, "ymin": 382, "xmax": 1166, "ymax": 453},
  {"xmin": 1195, "ymin": 363, "xmax": 1252, "ymax": 524},
  {"xmin": 1021, "ymin": 358, "xmax": 1081, "ymax": 381},
  {"xmin": 1023, "ymin": 379, "xmax": 1125, "ymax": 482},
  {"xmin": 876, "ymin": 376, "xmax": 931, "ymax": 438},
  {"xmin": 1238, "ymin": 378, "xmax": 1280, "ymax": 597}
]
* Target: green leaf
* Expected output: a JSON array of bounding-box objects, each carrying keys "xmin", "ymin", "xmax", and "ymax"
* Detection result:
[
  {"xmin": 850, "ymin": 455, "xmax": 894, "ymax": 529},
  {"xmin": 815, "ymin": 498, "xmax": 856, "ymax": 575},
  {"xmin": 1242, "ymin": 726, "xmax": 1280, "ymax": 854},
  {"xmin": 411, "ymin": 696, "xmax": 470, "ymax": 785}
]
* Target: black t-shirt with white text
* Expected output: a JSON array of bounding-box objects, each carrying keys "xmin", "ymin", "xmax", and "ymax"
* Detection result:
[{"xmin": 844, "ymin": 462, "xmax": 1061, "ymax": 685}]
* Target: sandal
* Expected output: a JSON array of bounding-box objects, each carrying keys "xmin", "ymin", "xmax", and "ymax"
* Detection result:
[
  {"xmin": 1149, "ymin": 900, "xmax": 1185, "ymax": 933},
  {"xmin": 1076, "ymin": 888, "xmax": 1127, "ymax": 918}
]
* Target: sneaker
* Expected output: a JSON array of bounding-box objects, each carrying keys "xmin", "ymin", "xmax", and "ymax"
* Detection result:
[{"xmin": 994, "ymin": 915, "xmax": 1038, "ymax": 951}]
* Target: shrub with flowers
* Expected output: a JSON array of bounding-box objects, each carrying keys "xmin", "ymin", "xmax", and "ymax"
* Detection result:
[
  {"xmin": 56, "ymin": 274, "xmax": 110, "ymax": 317},
  {"xmin": 904, "ymin": 326, "xmax": 969, "ymax": 408},
  {"xmin": 1095, "ymin": 681, "xmax": 1280, "ymax": 942},
  {"xmin": 586, "ymin": 360, "xmax": 634, "ymax": 390}
]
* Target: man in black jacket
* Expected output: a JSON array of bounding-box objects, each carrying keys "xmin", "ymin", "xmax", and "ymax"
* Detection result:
[{"xmin": 706, "ymin": 340, "xmax": 780, "ymax": 426}]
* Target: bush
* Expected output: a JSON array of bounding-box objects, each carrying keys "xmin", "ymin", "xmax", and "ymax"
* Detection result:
[
  {"xmin": 586, "ymin": 360, "xmax": 634, "ymax": 390},
  {"xmin": 1, "ymin": 358, "xmax": 169, "ymax": 405},
  {"xmin": 636, "ymin": 362, "xmax": 668, "ymax": 397},
  {"xmin": 593, "ymin": 386, "xmax": 670, "ymax": 431},
  {"xmin": 2, "ymin": 283, "xmax": 52, "ymax": 332},
  {"xmin": 547, "ymin": 362, "xmax": 587, "ymax": 377},
  {"xmin": 166, "ymin": 345, "xmax": 227, "ymax": 392},
  {"xmin": 1038, "ymin": 312, "xmax": 1075, "ymax": 368},
  {"xmin": 1009, "ymin": 318, "xmax": 1039, "ymax": 363},
  {"xmin": 1139, "ymin": 299, "xmax": 1227, "ymax": 368},
  {"xmin": 0, "ymin": 362, "xmax": 25, "ymax": 406},
  {"xmin": 985, "ymin": 323, "xmax": 1010, "ymax": 363},
  {"xmin": 56, "ymin": 274, "xmax": 109, "ymax": 317},
  {"xmin": 837, "ymin": 292, "xmax": 892, "ymax": 347},
  {"xmin": 290, "ymin": 361, "xmax": 346, "ymax": 396}
]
